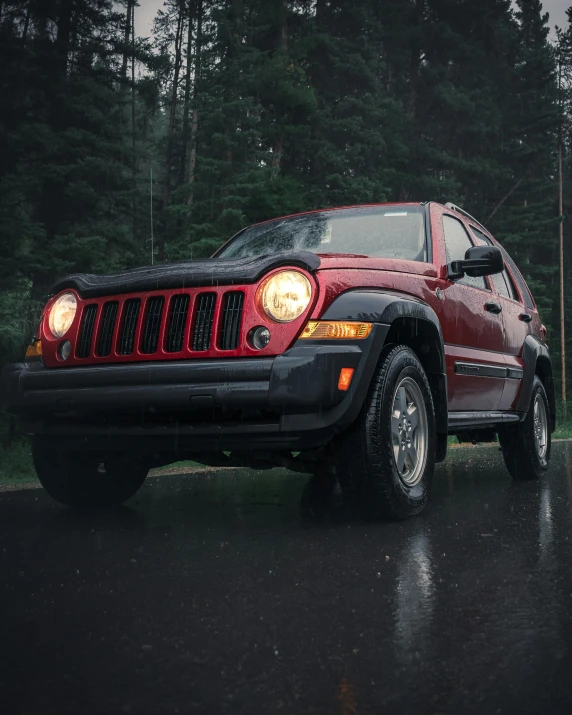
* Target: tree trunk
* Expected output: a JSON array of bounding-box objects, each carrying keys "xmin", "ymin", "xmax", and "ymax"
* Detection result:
[
  {"xmin": 21, "ymin": 2, "xmax": 31, "ymax": 43},
  {"xmin": 54, "ymin": 0, "xmax": 74, "ymax": 88},
  {"xmin": 271, "ymin": 0, "xmax": 288, "ymax": 180},
  {"xmin": 131, "ymin": 0, "xmax": 136, "ymax": 247},
  {"xmin": 180, "ymin": 0, "xmax": 194, "ymax": 183},
  {"xmin": 221, "ymin": 0, "xmax": 237, "ymax": 199},
  {"xmin": 159, "ymin": 2, "xmax": 185, "ymax": 260},
  {"xmin": 34, "ymin": 0, "xmax": 75, "ymax": 294},
  {"xmin": 406, "ymin": 0, "xmax": 425, "ymax": 121},
  {"xmin": 187, "ymin": 0, "xmax": 203, "ymax": 209},
  {"xmin": 121, "ymin": 0, "xmax": 133, "ymax": 85},
  {"xmin": 315, "ymin": 0, "xmax": 326, "ymax": 23}
]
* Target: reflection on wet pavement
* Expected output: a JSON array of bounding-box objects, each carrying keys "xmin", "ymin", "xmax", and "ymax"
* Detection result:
[{"xmin": 2, "ymin": 443, "xmax": 572, "ymax": 714}]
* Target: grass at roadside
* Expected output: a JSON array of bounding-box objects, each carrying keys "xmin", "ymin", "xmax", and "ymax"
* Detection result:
[
  {"xmin": 0, "ymin": 437, "xmax": 210, "ymax": 489},
  {"xmin": 0, "ymin": 440, "xmax": 37, "ymax": 486},
  {"xmin": 2, "ymin": 406, "xmax": 572, "ymax": 489}
]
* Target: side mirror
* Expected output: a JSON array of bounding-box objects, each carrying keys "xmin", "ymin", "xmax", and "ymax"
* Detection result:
[{"xmin": 448, "ymin": 245, "xmax": 504, "ymax": 280}]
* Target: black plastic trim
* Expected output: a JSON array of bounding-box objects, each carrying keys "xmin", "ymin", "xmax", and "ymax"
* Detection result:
[
  {"xmin": 322, "ymin": 290, "xmax": 445, "ymax": 369},
  {"xmin": 424, "ymin": 202, "xmax": 434, "ymax": 264},
  {"xmin": 454, "ymin": 362, "xmax": 508, "ymax": 379},
  {"xmin": 448, "ymin": 411, "xmax": 520, "ymax": 432},
  {"xmin": 518, "ymin": 335, "xmax": 556, "ymax": 430},
  {"xmin": 321, "ymin": 289, "xmax": 447, "ymax": 437},
  {"xmin": 50, "ymin": 252, "xmax": 321, "ymax": 298},
  {"xmin": 0, "ymin": 328, "xmax": 389, "ymax": 452}
]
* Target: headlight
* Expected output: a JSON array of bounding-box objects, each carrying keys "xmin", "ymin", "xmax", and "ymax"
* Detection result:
[
  {"xmin": 260, "ymin": 270, "xmax": 312, "ymax": 323},
  {"xmin": 48, "ymin": 293, "xmax": 77, "ymax": 338}
]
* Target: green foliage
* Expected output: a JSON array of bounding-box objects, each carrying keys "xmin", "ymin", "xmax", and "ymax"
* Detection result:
[
  {"xmin": 0, "ymin": 0, "xmax": 568, "ymax": 392},
  {"xmin": 0, "ymin": 438, "xmax": 36, "ymax": 486}
]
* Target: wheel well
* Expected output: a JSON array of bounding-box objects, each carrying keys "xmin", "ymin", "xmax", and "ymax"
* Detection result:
[
  {"xmin": 384, "ymin": 317, "xmax": 447, "ymax": 441},
  {"xmin": 535, "ymin": 355, "xmax": 556, "ymax": 431}
]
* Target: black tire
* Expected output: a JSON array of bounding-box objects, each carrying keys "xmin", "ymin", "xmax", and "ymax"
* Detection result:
[
  {"xmin": 32, "ymin": 440, "xmax": 149, "ymax": 508},
  {"xmin": 499, "ymin": 376, "xmax": 551, "ymax": 481},
  {"xmin": 336, "ymin": 345, "xmax": 436, "ymax": 520}
]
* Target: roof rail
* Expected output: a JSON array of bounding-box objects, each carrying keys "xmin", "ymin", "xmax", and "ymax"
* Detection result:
[{"xmin": 444, "ymin": 202, "xmax": 488, "ymax": 232}]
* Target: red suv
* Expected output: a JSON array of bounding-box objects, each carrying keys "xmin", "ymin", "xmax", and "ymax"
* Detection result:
[{"xmin": 0, "ymin": 202, "xmax": 555, "ymax": 518}]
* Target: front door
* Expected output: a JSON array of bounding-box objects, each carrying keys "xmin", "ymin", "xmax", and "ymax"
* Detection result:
[
  {"xmin": 469, "ymin": 225, "xmax": 530, "ymax": 411},
  {"xmin": 437, "ymin": 211, "xmax": 506, "ymax": 412}
]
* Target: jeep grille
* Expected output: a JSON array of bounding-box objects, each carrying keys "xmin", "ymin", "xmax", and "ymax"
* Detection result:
[{"xmin": 74, "ymin": 289, "xmax": 244, "ymax": 361}]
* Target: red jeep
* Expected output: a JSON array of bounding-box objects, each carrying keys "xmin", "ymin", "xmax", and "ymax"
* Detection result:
[{"xmin": 0, "ymin": 202, "xmax": 555, "ymax": 518}]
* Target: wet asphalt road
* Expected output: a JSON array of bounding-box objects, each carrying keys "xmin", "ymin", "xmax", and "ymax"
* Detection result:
[{"xmin": 2, "ymin": 444, "xmax": 572, "ymax": 715}]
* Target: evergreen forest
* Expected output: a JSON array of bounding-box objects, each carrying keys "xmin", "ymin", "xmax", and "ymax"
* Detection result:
[{"xmin": 1, "ymin": 0, "xmax": 572, "ymax": 399}]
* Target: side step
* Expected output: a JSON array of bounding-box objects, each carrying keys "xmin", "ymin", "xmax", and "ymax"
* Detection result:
[{"xmin": 447, "ymin": 411, "xmax": 520, "ymax": 433}]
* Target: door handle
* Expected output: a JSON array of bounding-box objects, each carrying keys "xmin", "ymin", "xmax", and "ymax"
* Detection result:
[
  {"xmin": 519, "ymin": 313, "xmax": 532, "ymax": 323},
  {"xmin": 485, "ymin": 302, "xmax": 502, "ymax": 315}
]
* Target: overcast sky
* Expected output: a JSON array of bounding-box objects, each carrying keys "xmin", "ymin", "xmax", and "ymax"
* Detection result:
[{"xmin": 135, "ymin": 0, "xmax": 570, "ymax": 41}]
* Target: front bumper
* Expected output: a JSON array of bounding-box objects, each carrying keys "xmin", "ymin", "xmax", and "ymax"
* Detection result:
[{"xmin": 1, "ymin": 325, "xmax": 389, "ymax": 452}]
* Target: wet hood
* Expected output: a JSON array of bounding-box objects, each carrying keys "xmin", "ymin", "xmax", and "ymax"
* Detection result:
[
  {"xmin": 50, "ymin": 251, "xmax": 321, "ymax": 299},
  {"xmin": 316, "ymin": 254, "xmax": 438, "ymax": 277}
]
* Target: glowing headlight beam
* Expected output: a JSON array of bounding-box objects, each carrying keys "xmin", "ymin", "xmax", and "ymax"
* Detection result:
[
  {"xmin": 48, "ymin": 293, "xmax": 77, "ymax": 339},
  {"xmin": 260, "ymin": 271, "xmax": 312, "ymax": 323}
]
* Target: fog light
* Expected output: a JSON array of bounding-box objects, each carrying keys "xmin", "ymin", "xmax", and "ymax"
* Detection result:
[
  {"xmin": 338, "ymin": 368, "xmax": 355, "ymax": 391},
  {"xmin": 249, "ymin": 326, "xmax": 271, "ymax": 350},
  {"xmin": 59, "ymin": 340, "xmax": 72, "ymax": 361}
]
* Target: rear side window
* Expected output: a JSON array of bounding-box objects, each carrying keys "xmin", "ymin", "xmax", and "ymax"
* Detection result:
[
  {"xmin": 470, "ymin": 227, "xmax": 516, "ymax": 300},
  {"xmin": 502, "ymin": 251, "xmax": 535, "ymax": 309},
  {"xmin": 443, "ymin": 215, "xmax": 487, "ymax": 290}
]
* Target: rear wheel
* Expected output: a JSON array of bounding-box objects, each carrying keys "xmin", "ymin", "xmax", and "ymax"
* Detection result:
[
  {"xmin": 32, "ymin": 440, "xmax": 149, "ymax": 507},
  {"xmin": 336, "ymin": 345, "xmax": 436, "ymax": 520},
  {"xmin": 499, "ymin": 376, "xmax": 551, "ymax": 480}
]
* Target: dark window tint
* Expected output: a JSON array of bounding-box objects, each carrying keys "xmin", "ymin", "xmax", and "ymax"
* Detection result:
[
  {"xmin": 218, "ymin": 207, "xmax": 428, "ymax": 262},
  {"xmin": 443, "ymin": 215, "xmax": 486, "ymax": 290},
  {"xmin": 470, "ymin": 226, "xmax": 516, "ymax": 300},
  {"xmin": 502, "ymin": 251, "xmax": 535, "ymax": 309}
]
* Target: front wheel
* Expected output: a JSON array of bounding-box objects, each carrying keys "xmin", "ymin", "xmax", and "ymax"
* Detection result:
[
  {"xmin": 499, "ymin": 376, "xmax": 551, "ymax": 480},
  {"xmin": 336, "ymin": 345, "xmax": 436, "ymax": 520},
  {"xmin": 32, "ymin": 440, "xmax": 149, "ymax": 508}
]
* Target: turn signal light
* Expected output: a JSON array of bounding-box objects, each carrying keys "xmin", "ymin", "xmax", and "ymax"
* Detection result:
[
  {"xmin": 338, "ymin": 368, "xmax": 355, "ymax": 391},
  {"xmin": 25, "ymin": 340, "xmax": 42, "ymax": 359},
  {"xmin": 300, "ymin": 321, "xmax": 373, "ymax": 340}
]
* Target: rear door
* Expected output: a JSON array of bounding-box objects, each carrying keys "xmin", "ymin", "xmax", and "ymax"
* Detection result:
[{"xmin": 434, "ymin": 207, "xmax": 507, "ymax": 412}]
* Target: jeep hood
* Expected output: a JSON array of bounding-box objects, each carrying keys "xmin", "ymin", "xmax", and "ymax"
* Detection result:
[
  {"xmin": 50, "ymin": 251, "xmax": 321, "ymax": 299},
  {"xmin": 316, "ymin": 254, "xmax": 438, "ymax": 278}
]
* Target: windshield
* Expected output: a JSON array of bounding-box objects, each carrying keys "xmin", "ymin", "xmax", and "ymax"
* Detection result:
[{"xmin": 217, "ymin": 206, "xmax": 428, "ymax": 262}]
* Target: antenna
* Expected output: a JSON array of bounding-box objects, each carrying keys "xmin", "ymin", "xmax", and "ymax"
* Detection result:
[{"xmin": 150, "ymin": 164, "xmax": 154, "ymax": 266}]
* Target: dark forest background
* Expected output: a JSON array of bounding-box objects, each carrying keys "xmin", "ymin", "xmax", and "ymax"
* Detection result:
[{"xmin": 1, "ymin": 0, "xmax": 572, "ymax": 397}]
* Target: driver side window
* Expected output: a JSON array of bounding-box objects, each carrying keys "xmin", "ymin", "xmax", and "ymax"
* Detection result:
[{"xmin": 442, "ymin": 215, "xmax": 487, "ymax": 290}]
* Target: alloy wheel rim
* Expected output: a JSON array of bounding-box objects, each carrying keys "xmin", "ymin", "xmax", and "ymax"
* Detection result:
[
  {"xmin": 533, "ymin": 393, "xmax": 548, "ymax": 460},
  {"xmin": 391, "ymin": 376, "xmax": 428, "ymax": 487}
]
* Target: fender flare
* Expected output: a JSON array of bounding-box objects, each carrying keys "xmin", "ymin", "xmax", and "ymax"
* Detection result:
[
  {"xmin": 322, "ymin": 290, "xmax": 448, "ymax": 441},
  {"xmin": 518, "ymin": 335, "xmax": 556, "ymax": 431}
]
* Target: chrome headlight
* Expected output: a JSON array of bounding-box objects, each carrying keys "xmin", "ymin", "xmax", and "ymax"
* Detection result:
[
  {"xmin": 260, "ymin": 270, "xmax": 312, "ymax": 323},
  {"xmin": 48, "ymin": 293, "xmax": 77, "ymax": 338}
]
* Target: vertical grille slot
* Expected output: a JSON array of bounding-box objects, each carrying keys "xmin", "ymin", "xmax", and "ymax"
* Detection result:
[
  {"xmin": 140, "ymin": 296, "xmax": 165, "ymax": 354},
  {"xmin": 219, "ymin": 292, "xmax": 244, "ymax": 350},
  {"xmin": 118, "ymin": 298, "xmax": 141, "ymax": 355},
  {"xmin": 96, "ymin": 301, "xmax": 118, "ymax": 357},
  {"xmin": 76, "ymin": 304, "xmax": 98, "ymax": 359},
  {"xmin": 165, "ymin": 294, "xmax": 190, "ymax": 353},
  {"xmin": 191, "ymin": 293, "xmax": 216, "ymax": 351}
]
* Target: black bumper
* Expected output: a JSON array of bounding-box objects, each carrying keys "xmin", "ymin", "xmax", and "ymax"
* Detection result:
[{"xmin": 1, "ymin": 325, "xmax": 389, "ymax": 452}]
